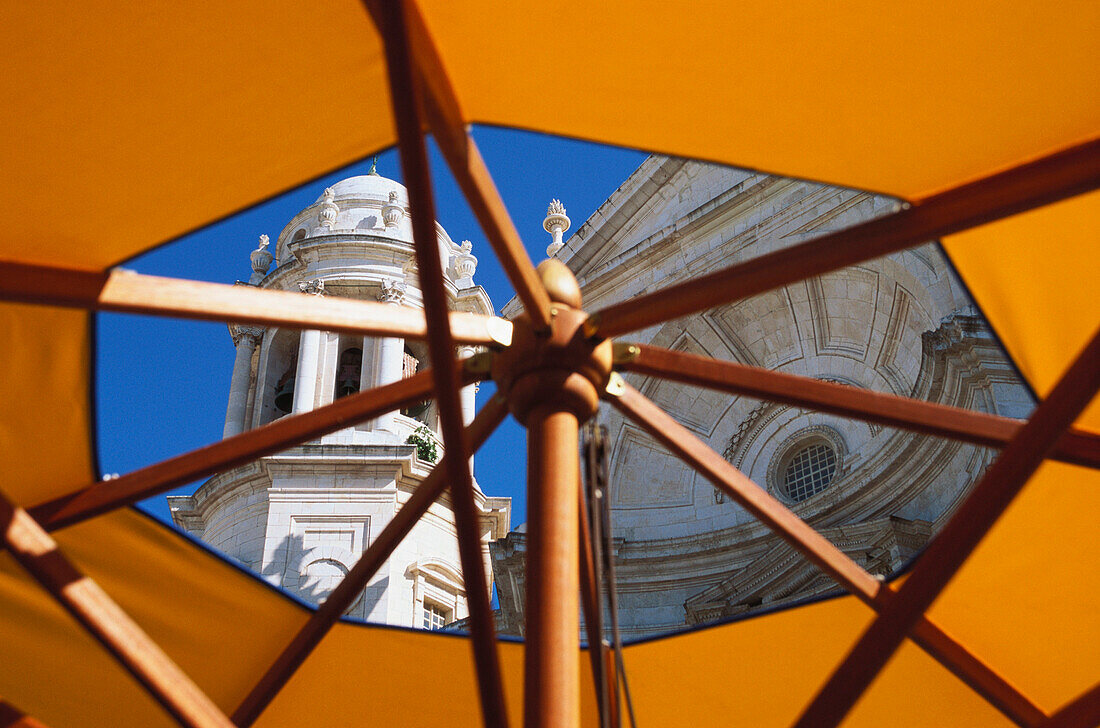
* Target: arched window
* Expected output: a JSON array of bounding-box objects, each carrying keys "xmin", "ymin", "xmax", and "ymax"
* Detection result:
[
  {"xmin": 335, "ymin": 347, "xmax": 362, "ymax": 399},
  {"xmin": 274, "ymin": 364, "xmax": 296, "ymax": 414},
  {"xmin": 401, "ymin": 345, "xmax": 430, "ymax": 421},
  {"xmin": 402, "ymin": 345, "xmax": 419, "ymax": 379},
  {"xmin": 781, "ymin": 441, "xmax": 838, "ymax": 502}
]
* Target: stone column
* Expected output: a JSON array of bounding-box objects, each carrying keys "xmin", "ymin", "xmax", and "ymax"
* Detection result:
[
  {"xmin": 458, "ymin": 346, "xmax": 479, "ymax": 426},
  {"xmin": 374, "ymin": 278, "xmax": 408, "ymax": 433},
  {"xmin": 292, "ymin": 329, "xmax": 322, "ymax": 414},
  {"xmin": 292, "ymin": 279, "xmax": 326, "ymax": 415},
  {"xmin": 223, "ymin": 328, "xmax": 261, "ymax": 439},
  {"xmin": 458, "ymin": 345, "xmax": 479, "ymax": 473}
]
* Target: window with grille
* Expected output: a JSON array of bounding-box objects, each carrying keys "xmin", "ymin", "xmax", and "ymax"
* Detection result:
[
  {"xmin": 423, "ymin": 602, "xmax": 449, "ymax": 631},
  {"xmin": 782, "ymin": 442, "xmax": 837, "ymax": 502}
]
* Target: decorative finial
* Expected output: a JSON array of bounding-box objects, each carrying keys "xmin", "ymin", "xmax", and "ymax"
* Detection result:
[
  {"xmin": 543, "ymin": 199, "xmax": 571, "ymax": 257},
  {"xmin": 368, "ymin": 156, "xmax": 378, "ymax": 176},
  {"xmin": 382, "ymin": 189, "xmax": 403, "ymax": 228},
  {"xmin": 454, "ymin": 240, "xmax": 477, "ymax": 285},
  {"xmin": 317, "ymin": 187, "xmax": 338, "ymax": 232},
  {"xmin": 249, "ymin": 234, "xmax": 274, "ymax": 284}
]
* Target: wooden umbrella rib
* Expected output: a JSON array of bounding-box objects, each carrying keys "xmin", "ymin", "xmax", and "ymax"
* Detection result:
[
  {"xmin": 0, "ymin": 494, "xmax": 235, "ymax": 728},
  {"xmin": 617, "ymin": 343, "xmax": 1100, "ymax": 468},
  {"xmin": 0, "ymin": 262, "xmax": 511, "ymax": 347},
  {"xmin": 591, "ymin": 138, "xmax": 1100, "ymax": 338},
  {"xmin": 232, "ymin": 395, "xmax": 508, "ymax": 727},
  {"xmin": 1041, "ymin": 682, "xmax": 1100, "ymax": 728},
  {"xmin": 441, "ymin": 135, "xmax": 555, "ymax": 334},
  {"xmin": 608, "ymin": 381, "xmax": 880, "ymax": 597},
  {"xmin": 373, "ymin": 3, "xmax": 509, "ymax": 727},
  {"xmin": 0, "ymin": 699, "xmax": 51, "ymax": 728},
  {"xmin": 606, "ymin": 380, "xmax": 1047, "ymax": 728},
  {"xmin": 30, "ymin": 370, "xmax": 458, "ymax": 531},
  {"xmin": 908, "ymin": 619, "xmax": 1047, "ymax": 727},
  {"xmin": 793, "ymin": 328, "xmax": 1100, "ymax": 728},
  {"xmin": 363, "ymin": 0, "xmax": 554, "ymax": 333}
]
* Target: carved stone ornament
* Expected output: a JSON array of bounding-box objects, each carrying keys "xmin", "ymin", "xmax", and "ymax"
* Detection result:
[
  {"xmin": 543, "ymin": 198, "xmax": 570, "ymax": 257},
  {"xmin": 231, "ymin": 325, "xmax": 265, "ymax": 347},
  {"xmin": 298, "ymin": 278, "xmax": 325, "ymax": 296},
  {"xmin": 249, "ymin": 233, "xmax": 274, "ymax": 281},
  {"xmin": 378, "ymin": 277, "xmax": 407, "ymax": 304},
  {"xmin": 454, "ymin": 240, "xmax": 478, "ymax": 279},
  {"xmin": 382, "ymin": 190, "xmax": 403, "ymax": 228},
  {"xmin": 318, "ymin": 187, "xmax": 338, "ymax": 230}
]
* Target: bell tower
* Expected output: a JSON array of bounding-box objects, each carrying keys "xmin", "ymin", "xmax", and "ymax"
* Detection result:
[{"xmin": 169, "ymin": 170, "xmax": 510, "ymax": 629}]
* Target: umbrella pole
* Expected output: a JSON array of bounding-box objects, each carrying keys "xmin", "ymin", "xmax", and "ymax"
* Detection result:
[
  {"xmin": 525, "ymin": 406, "xmax": 581, "ymax": 728},
  {"xmin": 489, "ymin": 260, "xmax": 614, "ymax": 728}
]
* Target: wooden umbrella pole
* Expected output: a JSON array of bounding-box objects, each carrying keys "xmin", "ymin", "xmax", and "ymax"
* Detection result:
[
  {"xmin": 0, "ymin": 493, "xmax": 234, "ymax": 728},
  {"xmin": 526, "ymin": 407, "xmax": 582, "ymax": 728},
  {"xmin": 490, "ymin": 260, "xmax": 614, "ymax": 728}
]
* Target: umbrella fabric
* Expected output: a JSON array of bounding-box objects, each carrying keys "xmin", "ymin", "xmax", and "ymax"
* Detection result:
[{"xmin": 0, "ymin": 2, "xmax": 1096, "ymax": 725}]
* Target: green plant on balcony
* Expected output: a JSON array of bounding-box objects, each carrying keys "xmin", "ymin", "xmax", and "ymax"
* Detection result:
[{"xmin": 405, "ymin": 426, "xmax": 439, "ymax": 463}]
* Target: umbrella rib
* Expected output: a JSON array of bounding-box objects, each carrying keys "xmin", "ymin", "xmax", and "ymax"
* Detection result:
[
  {"xmin": 1041, "ymin": 682, "xmax": 1100, "ymax": 728},
  {"xmin": 0, "ymin": 262, "xmax": 512, "ymax": 347},
  {"xmin": 615, "ymin": 343, "xmax": 1100, "ymax": 469},
  {"xmin": 29, "ymin": 369, "xmax": 467, "ymax": 531},
  {"xmin": 605, "ymin": 380, "xmax": 1047, "ymax": 727},
  {"xmin": 372, "ymin": 3, "xmax": 509, "ymax": 727},
  {"xmin": 590, "ymin": 138, "xmax": 1100, "ymax": 338},
  {"xmin": 793, "ymin": 327, "xmax": 1100, "ymax": 728},
  {"xmin": 363, "ymin": 0, "xmax": 554, "ymax": 333},
  {"xmin": 0, "ymin": 493, "xmax": 235, "ymax": 728},
  {"xmin": 231, "ymin": 395, "xmax": 508, "ymax": 727},
  {"xmin": 0, "ymin": 699, "xmax": 51, "ymax": 728},
  {"xmin": 608, "ymin": 381, "xmax": 881, "ymax": 596}
]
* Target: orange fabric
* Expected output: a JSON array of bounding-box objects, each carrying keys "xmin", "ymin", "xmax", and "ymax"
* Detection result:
[
  {"xmin": 0, "ymin": 2, "xmax": 1097, "ymax": 725},
  {"xmin": 943, "ymin": 191, "xmax": 1100, "ymax": 431}
]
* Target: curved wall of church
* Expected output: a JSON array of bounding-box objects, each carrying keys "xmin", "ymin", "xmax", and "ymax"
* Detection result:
[{"xmin": 490, "ymin": 156, "xmax": 1031, "ymax": 638}]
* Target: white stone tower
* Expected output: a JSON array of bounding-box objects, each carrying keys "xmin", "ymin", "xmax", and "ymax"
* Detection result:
[{"xmin": 170, "ymin": 170, "xmax": 510, "ymax": 629}]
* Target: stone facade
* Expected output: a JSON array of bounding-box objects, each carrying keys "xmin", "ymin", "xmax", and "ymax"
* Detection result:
[
  {"xmin": 492, "ymin": 157, "xmax": 1031, "ymax": 638},
  {"xmin": 170, "ymin": 171, "xmax": 510, "ymax": 629}
]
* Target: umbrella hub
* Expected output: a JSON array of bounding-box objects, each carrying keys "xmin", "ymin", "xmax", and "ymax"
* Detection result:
[{"xmin": 491, "ymin": 260, "xmax": 612, "ymax": 425}]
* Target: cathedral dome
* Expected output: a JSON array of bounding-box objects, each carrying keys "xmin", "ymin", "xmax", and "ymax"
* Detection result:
[{"xmin": 319, "ymin": 173, "xmax": 407, "ymax": 203}]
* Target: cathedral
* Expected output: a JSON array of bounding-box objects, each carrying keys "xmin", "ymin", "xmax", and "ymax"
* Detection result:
[
  {"xmin": 490, "ymin": 156, "xmax": 1032, "ymax": 638},
  {"xmin": 168, "ymin": 168, "xmax": 511, "ymax": 630},
  {"xmin": 168, "ymin": 156, "xmax": 1031, "ymax": 641}
]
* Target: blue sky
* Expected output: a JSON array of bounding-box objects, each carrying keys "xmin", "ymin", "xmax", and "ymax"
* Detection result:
[{"xmin": 95, "ymin": 126, "xmax": 648, "ymax": 529}]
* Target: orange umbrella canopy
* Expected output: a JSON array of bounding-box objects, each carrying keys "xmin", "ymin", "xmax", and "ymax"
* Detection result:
[{"xmin": 0, "ymin": 2, "xmax": 1096, "ymax": 726}]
